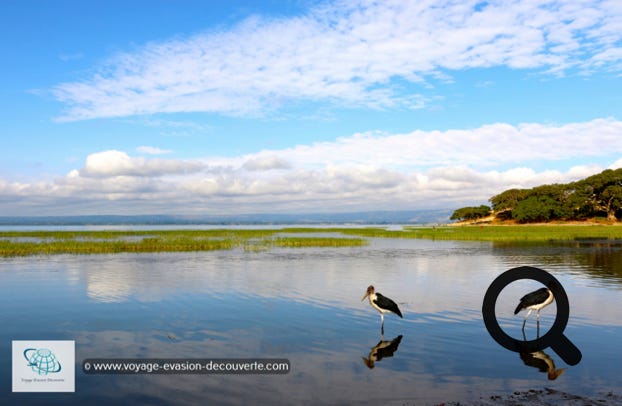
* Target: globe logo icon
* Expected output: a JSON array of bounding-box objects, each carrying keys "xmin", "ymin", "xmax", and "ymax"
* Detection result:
[{"xmin": 23, "ymin": 348, "xmax": 62, "ymax": 375}]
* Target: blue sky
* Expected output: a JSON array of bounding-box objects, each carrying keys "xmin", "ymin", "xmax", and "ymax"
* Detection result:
[{"xmin": 1, "ymin": 0, "xmax": 621, "ymax": 216}]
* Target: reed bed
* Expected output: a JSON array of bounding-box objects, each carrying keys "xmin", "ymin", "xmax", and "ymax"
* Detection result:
[
  {"xmin": 271, "ymin": 237, "xmax": 368, "ymax": 248},
  {"xmin": 0, "ymin": 229, "xmax": 366, "ymax": 257},
  {"xmin": 335, "ymin": 225, "xmax": 622, "ymax": 241},
  {"xmin": 1, "ymin": 225, "xmax": 621, "ymax": 257}
]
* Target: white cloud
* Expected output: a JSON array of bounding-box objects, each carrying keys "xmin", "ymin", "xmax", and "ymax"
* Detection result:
[
  {"xmin": 1, "ymin": 119, "xmax": 621, "ymax": 215},
  {"xmin": 51, "ymin": 0, "xmax": 622, "ymax": 120},
  {"xmin": 81, "ymin": 150, "xmax": 203, "ymax": 177},
  {"xmin": 237, "ymin": 118, "xmax": 622, "ymax": 169},
  {"xmin": 136, "ymin": 146, "xmax": 173, "ymax": 155},
  {"xmin": 609, "ymin": 158, "xmax": 622, "ymax": 169},
  {"xmin": 242, "ymin": 156, "xmax": 291, "ymax": 171}
]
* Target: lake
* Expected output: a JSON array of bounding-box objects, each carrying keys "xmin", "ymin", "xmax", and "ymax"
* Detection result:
[{"xmin": 1, "ymin": 236, "xmax": 621, "ymax": 405}]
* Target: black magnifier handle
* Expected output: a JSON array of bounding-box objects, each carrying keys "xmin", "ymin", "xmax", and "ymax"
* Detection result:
[{"xmin": 551, "ymin": 334, "xmax": 582, "ymax": 366}]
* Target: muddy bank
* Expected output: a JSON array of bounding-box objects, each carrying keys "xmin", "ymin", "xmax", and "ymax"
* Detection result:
[{"xmin": 443, "ymin": 388, "xmax": 622, "ymax": 406}]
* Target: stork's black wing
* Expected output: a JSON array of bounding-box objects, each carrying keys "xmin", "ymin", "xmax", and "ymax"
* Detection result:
[
  {"xmin": 520, "ymin": 352, "xmax": 549, "ymax": 373},
  {"xmin": 374, "ymin": 335, "xmax": 403, "ymax": 361},
  {"xmin": 374, "ymin": 293, "xmax": 403, "ymax": 317},
  {"xmin": 514, "ymin": 287, "xmax": 550, "ymax": 314}
]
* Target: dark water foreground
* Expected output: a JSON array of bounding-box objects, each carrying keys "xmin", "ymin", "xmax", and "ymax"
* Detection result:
[{"xmin": 1, "ymin": 238, "xmax": 621, "ymax": 404}]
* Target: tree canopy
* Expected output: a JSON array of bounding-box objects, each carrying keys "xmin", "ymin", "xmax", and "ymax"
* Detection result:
[
  {"xmin": 452, "ymin": 168, "xmax": 622, "ymax": 223},
  {"xmin": 450, "ymin": 205, "xmax": 491, "ymax": 221}
]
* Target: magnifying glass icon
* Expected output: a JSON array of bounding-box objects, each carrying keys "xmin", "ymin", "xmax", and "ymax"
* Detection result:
[{"xmin": 482, "ymin": 266, "xmax": 582, "ymax": 366}]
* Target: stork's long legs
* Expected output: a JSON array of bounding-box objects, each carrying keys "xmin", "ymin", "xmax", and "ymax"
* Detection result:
[
  {"xmin": 521, "ymin": 309, "xmax": 533, "ymax": 331},
  {"xmin": 380, "ymin": 313, "xmax": 385, "ymax": 335},
  {"xmin": 523, "ymin": 310, "xmax": 543, "ymax": 337}
]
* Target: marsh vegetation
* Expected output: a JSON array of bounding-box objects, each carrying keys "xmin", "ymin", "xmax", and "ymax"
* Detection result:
[
  {"xmin": 0, "ymin": 229, "xmax": 367, "ymax": 257},
  {"xmin": 2, "ymin": 225, "xmax": 622, "ymax": 256}
]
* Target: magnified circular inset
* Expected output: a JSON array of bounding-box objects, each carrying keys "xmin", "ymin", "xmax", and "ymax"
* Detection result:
[
  {"xmin": 496, "ymin": 279, "xmax": 557, "ymax": 340},
  {"xmin": 482, "ymin": 266, "xmax": 581, "ymax": 366}
]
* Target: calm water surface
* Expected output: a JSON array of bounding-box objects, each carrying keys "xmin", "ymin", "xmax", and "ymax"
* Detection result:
[{"xmin": 1, "ymin": 237, "xmax": 621, "ymax": 405}]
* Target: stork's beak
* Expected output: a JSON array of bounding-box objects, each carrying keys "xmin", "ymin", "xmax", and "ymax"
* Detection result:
[{"xmin": 361, "ymin": 292, "xmax": 369, "ymax": 301}]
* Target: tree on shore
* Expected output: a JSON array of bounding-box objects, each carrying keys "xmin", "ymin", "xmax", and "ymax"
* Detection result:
[
  {"xmin": 489, "ymin": 189, "xmax": 528, "ymax": 219},
  {"xmin": 450, "ymin": 205, "xmax": 491, "ymax": 222},
  {"xmin": 574, "ymin": 169, "xmax": 622, "ymax": 221},
  {"xmin": 455, "ymin": 168, "xmax": 622, "ymax": 223}
]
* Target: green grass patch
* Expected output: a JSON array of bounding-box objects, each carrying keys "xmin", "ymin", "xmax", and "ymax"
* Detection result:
[
  {"xmin": 281, "ymin": 225, "xmax": 622, "ymax": 241},
  {"xmin": 271, "ymin": 237, "xmax": 367, "ymax": 248},
  {"xmin": 0, "ymin": 229, "xmax": 367, "ymax": 257},
  {"xmin": 1, "ymin": 225, "xmax": 621, "ymax": 257},
  {"xmin": 339, "ymin": 225, "xmax": 622, "ymax": 241}
]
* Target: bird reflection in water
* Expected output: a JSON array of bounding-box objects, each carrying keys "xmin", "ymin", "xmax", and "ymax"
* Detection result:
[
  {"xmin": 362, "ymin": 335, "xmax": 403, "ymax": 369},
  {"xmin": 519, "ymin": 322, "xmax": 566, "ymax": 380},
  {"xmin": 520, "ymin": 350, "xmax": 566, "ymax": 380}
]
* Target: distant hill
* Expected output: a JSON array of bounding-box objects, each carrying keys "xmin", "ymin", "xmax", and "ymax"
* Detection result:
[{"xmin": 0, "ymin": 209, "xmax": 453, "ymax": 226}]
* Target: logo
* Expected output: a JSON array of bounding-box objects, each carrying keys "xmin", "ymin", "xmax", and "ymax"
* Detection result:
[
  {"xmin": 24, "ymin": 348, "xmax": 62, "ymax": 375},
  {"xmin": 12, "ymin": 340, "xmax": 75, "ymax": 392}
]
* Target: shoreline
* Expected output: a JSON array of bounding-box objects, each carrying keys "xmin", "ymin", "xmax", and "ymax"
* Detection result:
[
  {"xmin": 444, "ymin": 388, "xmax": 622, "ymax": 406},
  {"xmin": 451, "ymin": 216, "xmax": 622, "ymax": 226}
]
